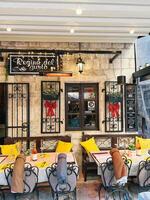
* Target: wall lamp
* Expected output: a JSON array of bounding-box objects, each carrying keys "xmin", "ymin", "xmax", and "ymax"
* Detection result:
[
  {"xmin": 117, "ymin": 75, "xmax": 126, "ymax": 85},
  {"xmin": 76, "ymin": 56, "xmax": 85, "ymax": 73}
]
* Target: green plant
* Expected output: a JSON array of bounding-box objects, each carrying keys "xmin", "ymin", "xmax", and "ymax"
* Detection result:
[
  {"xmin": 128, "ymin": 143, "xmax": 135, "ymax": 151},
  {"xmin": 106, "ymin": 92, "xmax": 122, "ymax": 103},
  {"xmin": 24, "ymin": 149, "xmax": 30, "ymax": 156}
]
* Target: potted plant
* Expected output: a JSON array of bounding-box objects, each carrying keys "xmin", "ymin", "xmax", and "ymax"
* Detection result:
[
  {"xmin": 43, "ymin": 90, "xmax": 59, "ymax": 100},
  {"xmin": 106, "ymin": 92, "xmax": 122, "ymax": 103},
  {"xmin": 128, "ymin": 143, "xmax": 136, "ymax": 157}
]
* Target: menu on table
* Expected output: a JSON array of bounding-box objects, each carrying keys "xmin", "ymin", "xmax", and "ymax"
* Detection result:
[
  {"xmin": 91, "ymin": 152, "xmax": 110, "ymax": 164},
  {"xmin": 0, "ymin": 155, "xmax": 8, "ymax": 164}
]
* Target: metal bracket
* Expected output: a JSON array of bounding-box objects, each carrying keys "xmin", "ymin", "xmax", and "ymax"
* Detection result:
[
  {"xmin": 101, "ymin": 88, "xmax": 105, "ymax": 92},
  {"xmin": 109, "ymin": 51, "xmax": 121, "ymax": 64}
]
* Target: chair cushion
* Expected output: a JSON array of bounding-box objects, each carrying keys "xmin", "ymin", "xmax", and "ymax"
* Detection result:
[
  {"xmin": 80, "ymin": 137, "xmax": 100, "ymax": 155},
  {"xmin": 56, "ymin": 153, "xmax": 67, "ymax": 184},
  {"xmin": 56, "ymin": 140, "xmax": 73, "ymax": 153},
  {"xmin": 136, "ymin": 136, "xmax": 150, "ymax": 150},
  {"xmin": 0, "ymin": 142, "xmax": 20, "ymax": 156}
]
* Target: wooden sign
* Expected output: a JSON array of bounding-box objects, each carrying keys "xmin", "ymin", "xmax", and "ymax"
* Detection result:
[
  {"xmin": 125, "ymin": 84, "xmax": 137, "ymax": 132},
  {"xmin": 9, "ymin": 54, "xmax": 60, "ymax": 75}
]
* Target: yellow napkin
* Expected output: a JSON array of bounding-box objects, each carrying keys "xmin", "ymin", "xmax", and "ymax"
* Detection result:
[
  {"xmin": 144, "ymin": 156, "xmax": 150, "ymax": 161},
  {"xmin": 0, "ymin": 163, "xmax": 11, "ymax": 171},
  {"xmin": 39, "ymin": 153, "xmax": 50, "ymax": 158},
  {"xmin": 35, "ymin": 162, "xmax": 49, "ymax": 168}
]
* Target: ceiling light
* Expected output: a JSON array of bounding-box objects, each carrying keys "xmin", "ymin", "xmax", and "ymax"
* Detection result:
[
  {"xmin": 6, "ymin": 27, "xmax": 12, "ymax": 32},
  {"xmin": 129, "ymin": 29, "xmax": 135, "ymax": 34},
  {"xmin": 70, "ymin": 28, "xmax": 75, "ymax": 34},
  {"xmin": 76, "ymin": 8, "xmax": 82, "ymax": 15}
]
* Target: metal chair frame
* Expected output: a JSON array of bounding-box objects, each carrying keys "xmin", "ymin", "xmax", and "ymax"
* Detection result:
[
  {"xmin": 46, "ymin": 162, "xmax": 79, "ymax": 200},
  {"xmin": 99, "ymin": 156, "xmax": 132, "ymax": 200},
  {"xmin": 135, "ymin": 157, "xmax": 150, "ymax": 193},
  {"xmin": 0, "ymin": 186, "xmax": 5, "ymax": 200},
  {"xmin": 4, "ymin": 162, "xmax": 39, "ymax": 199}
]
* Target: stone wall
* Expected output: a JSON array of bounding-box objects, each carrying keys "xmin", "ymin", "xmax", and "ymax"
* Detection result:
[{"xmin": 0, "ymin": 41, "xmax": 135, "ymax": 166}]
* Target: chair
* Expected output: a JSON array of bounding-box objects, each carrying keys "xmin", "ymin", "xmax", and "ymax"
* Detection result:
[
  {"xmin": 0, "ymin": 186, "xmax": 5, "ymax": 200},
  {"xmin": 4, "ymin": 162, "xmax": 39, "ymax": 199},
  {"xmin": 4, "ymin": 137, "xmax": 15, "ymax": 145},
  {"xmin": 46, "ymin": 163, "xmax": 79, "ymax": 200},
  {"xmin": 99, "ymin": 156, "xmax": 132, "ymax": 200},
  {"xmin": 132, "ymin": 157, "xmax": 150, "ymax": 193}
]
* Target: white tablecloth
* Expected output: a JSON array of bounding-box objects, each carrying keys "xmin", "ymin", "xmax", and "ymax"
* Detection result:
[
  {"xmin": 138, "ymin": 192, "xmax": 150, "ymax": 200},
  {"xmin": 0, "ymin": 152, "xmax": 76, "ymax": 186},
  {"xmin": 91, "ymin": 150, "xmax": 149, "ymax": 177}
]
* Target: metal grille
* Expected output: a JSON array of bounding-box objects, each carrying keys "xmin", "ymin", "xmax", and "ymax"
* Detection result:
[
  {"xmin": 6, "ymin": 83, "xmax": 30, "ymax": 138},
  {"xmin": 117, "ymin": 137, "xmax": 135, "ymax": 149},
  {"xmin": 105, "ymin": 81, "xmax": 123, "ymax": 132},
  {"xmin": 41, "ymin": 81, "xmax": 60, "ymax": 133},
  {"xmin": 125, "ymin": 84, "xmax": 137, "ymax": 132}
]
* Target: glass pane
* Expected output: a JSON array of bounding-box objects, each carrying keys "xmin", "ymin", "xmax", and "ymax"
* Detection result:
[
  {"xmin": 68, "ymin": 101, "xmax": 80, "ymax": 113},
  {"xmin": 68, "ymin": 115, "xmax": 80, "ymax": 128},
  {"xmin": 67, "ymin": 87, "xmax": 79, "ymax": 100},
  {"xmin": 84, "ymin": 115, "xmax": 96, "ymax": 128},
  {"xmin": 84, "ymin": 87, "xmax": 95, "ymax": 100},
  {"xmin": 84, "ymin": 100, "xmax": 96, "ymax": 114}
]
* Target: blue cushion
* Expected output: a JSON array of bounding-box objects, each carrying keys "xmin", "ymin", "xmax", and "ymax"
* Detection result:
[{"xmin": 56, "ymin": 153, "xmax": 67, "ymax": 184}]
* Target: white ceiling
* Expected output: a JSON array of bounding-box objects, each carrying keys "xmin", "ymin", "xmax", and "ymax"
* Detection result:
[{"xmin": 0, "ymin": 0, "xmax": 150, "ymax": 43}]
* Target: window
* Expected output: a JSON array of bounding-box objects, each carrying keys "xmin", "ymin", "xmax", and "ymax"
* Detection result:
[{"xmin": 65, "ymin": 83, "xmax": 99, "ymax": 131}]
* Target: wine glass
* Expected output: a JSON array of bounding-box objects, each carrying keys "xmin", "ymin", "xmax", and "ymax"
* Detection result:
[{"xmin": 40, "ymin": 139, "xmax": 44, "ymax": 157}]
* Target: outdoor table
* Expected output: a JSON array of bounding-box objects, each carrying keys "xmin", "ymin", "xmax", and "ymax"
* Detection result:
[
  {"xmin": 91, "ymin": 150, "xmax": 150, "ymax": 177},
  {"xmin": 138, "ymin": 192, "xmax": 150, "ymax": 200},
  {"xmin": 0, "ymin": 152, "xmax": 76, "ymax": 186}
]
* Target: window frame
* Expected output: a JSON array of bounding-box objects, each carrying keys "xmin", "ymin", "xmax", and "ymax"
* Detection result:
[{"xmin": 65, "ymin": 83, "xmax": 99, "ymax": 131}]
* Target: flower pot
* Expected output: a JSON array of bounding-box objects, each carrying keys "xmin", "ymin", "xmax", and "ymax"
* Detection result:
[{"xmin": 128, "ymin": 150, "xmax": 136, "ymax": 157}]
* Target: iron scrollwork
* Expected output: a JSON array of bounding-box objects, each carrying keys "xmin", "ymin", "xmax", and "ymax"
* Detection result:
[
  {"xmin": 41, "ymin": 81, "xmax": 61, "ymax": 133},
  {"xmin": 105, "ymin": 81, "xmax": 123, "ymax": 132},
  {"xmin": 7, "ymin": 83, "xmax": 30, "ymax": 140}
]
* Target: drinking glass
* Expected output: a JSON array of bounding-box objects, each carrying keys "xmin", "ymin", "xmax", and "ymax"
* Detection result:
[{"xmin": 40, "ymin": 139, "xmax": 45, "ymax": 158}]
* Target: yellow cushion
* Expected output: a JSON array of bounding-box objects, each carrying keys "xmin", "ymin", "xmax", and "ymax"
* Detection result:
[
  {"xmin": 15, "ymin": 141, "xmax": 22, "ymax": 152},
  {"xmin": 0, "ymin": 143, "xmax": 20, "ymax": 156},
  {"xmin": 80, "ymin": 137, "xmax": 100, "ymax": 155},
  {"xmin": 136, "ymin": 136, "xmax": 150, "ymax": 150},
  {"xmin": 56, "ymin": 140, "xmax": 73, "ymax": 153}
]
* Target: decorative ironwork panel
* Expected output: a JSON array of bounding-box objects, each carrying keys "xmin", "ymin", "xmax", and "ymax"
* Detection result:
[
  {"xmin": 41, "ymin": 139, "xmax": 58, "ymax": 151},
  {"xmin": 95, "ymin": 137, "xmax": 112, "ymax": 149},
  {"xmin": 125, "ymin": 84, "xmax": 137, "ymax": 132},
  {"xmin": 117, "ymin": 136, "xmax": 135, "ymax": 149},
  {"xmin": 41, "ymin": 81, "xmax": 60, "ymax": 133},
  {"xmin": 7, "ymin": 83, "xmax": 30, "ymax": 138},
  {"xmin": 105, "ymin": 81, "xmax": 123, "ymax": 132}
]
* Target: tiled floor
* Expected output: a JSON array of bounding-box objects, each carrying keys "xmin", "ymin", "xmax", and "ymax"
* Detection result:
[{"xmin": 1, "ymin": 178, "xmax": 139, "ymax": 200}]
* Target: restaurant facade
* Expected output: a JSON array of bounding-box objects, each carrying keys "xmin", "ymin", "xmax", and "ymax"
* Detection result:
[{"xmin": 0, "ymin": 41, "xmax": 135, "ymax": 166}]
